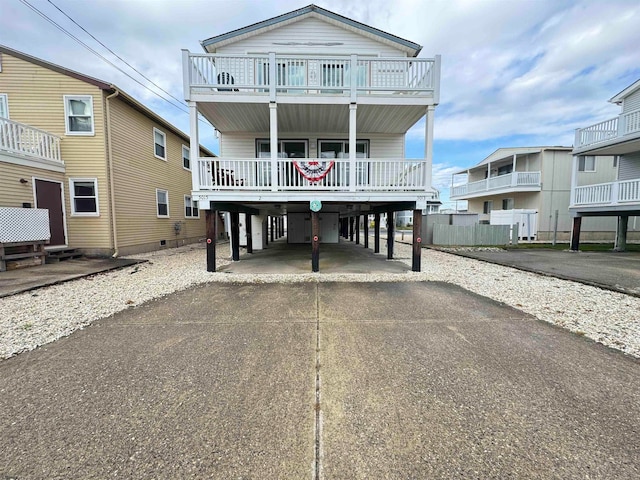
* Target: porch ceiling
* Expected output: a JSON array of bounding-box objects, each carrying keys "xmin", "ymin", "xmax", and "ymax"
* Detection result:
[
  {"xmin": 198, "ymin": 102, "xmax": 426, "ymax": 134},
  {"xmin": 573, "ymin": 135, "xmax": 640, "ymax": 156}
]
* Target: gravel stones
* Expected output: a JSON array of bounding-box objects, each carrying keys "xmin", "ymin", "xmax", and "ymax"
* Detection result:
[{"xmin": 1, "ymin": 242, "xmax": 639, "ymax": 359}]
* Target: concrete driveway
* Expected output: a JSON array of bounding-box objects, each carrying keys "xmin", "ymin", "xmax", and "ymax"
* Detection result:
[
  {"xmin": 443, "ymin": 248, "xmax": 640, "ymax": 296},
  {"xmin": 1, "ymin": 282, "xmax": 639, "ymax": 479}
]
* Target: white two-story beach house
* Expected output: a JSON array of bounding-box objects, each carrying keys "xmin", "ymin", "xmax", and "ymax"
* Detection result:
[
  {"xmin": 570, "ymin": 79, "xmax": 640, "ymax": 250},
  {"xmin": 182, "ymin": 5, "xmax": 441, "ymax": 271}
]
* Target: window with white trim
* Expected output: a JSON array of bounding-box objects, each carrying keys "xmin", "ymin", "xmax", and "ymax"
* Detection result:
[
  {"xmin": 64, "ymin": 95, "xmax": 94, "ymax": 135},
  {"xmin": 483, "ymin": 200, "xmax": 493, "ymax": 214},
  {"xmin": 0, "ymin": 94, "xmax": 8, "ymax": 119},
  {"xmin": 184, "ymin": 195, "xmax": 199, "ymax": 218},
  {"xmin": 154, "ymin": 128, "xmax": 167, "ymax": 160},
  {"xmin": 156, "ymin": 189, "xmax": 169, "ymax": 217},
  {"xmin": 182, "ymin": 145, "xmax": 190, "ymax": 170},
  {"xmin": 502, "ymin": 198, "xmax": 514, "ymax": 210},
  {"xmin": 578, "ymin": 155, "xmax": 596, "ymax": 172},
  {"xmin": 70, "ymin": 178, "xmax": 99, "ymax": 215}
]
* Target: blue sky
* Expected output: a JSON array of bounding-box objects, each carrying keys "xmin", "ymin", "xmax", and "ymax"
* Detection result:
[{"xmin": 2, "ymin": 0, "xmax": 640, "ymax": 209}]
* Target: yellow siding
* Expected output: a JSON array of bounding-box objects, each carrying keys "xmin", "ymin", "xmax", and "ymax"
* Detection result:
[
  {"xmin": 0, "ymin": 53, "xmax": 112, "ymax": 250},
  {"xmin": 108, "ymin": 96, "xmax": 206, "ymax": 252},
  {"xmin": 0, "ymin": 160, "xmax": 66, "ymax": 207}
]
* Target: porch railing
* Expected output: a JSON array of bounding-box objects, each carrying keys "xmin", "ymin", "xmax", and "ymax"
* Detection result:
[
  {"xmin": 573, "ymin": 178, "xmax": 640, "ymax": 206},
  {"xmin": 574, "ymin": 108, "xmax": 640, "ymax": 149},
  {"xmin": 184, "ymin": 52, "xmax": 440, "ymax": 97},
  {"xmin": 450, "ymin": 171, "xmax": 541, "ymax": 198},
  {"xmin": 196, "ymin": 157, "xmax": 428, "ymax": 192},
  {"xmin": 0, "ymin": 117, "xmax": 62, "ymax": 163}
]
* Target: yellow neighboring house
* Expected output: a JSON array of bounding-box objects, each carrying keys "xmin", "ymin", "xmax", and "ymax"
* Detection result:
[{"xmin": 0, "ymin": 44, "xmax": 215, "ymax": 257}]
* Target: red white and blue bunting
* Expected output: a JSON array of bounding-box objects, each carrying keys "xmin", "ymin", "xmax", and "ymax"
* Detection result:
[{"xmin": 293, "ymin": 160, "xmax": 335, "ymax": 183}]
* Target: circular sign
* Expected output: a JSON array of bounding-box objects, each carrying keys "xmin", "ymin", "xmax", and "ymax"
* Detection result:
[
  {"xmin": 206, "ymin": 238, "xmax": 212, "ymax": 244},
  {"xmin": 310, "ymin": 200, "xmax": 322, "ymax": 212},
  {"xmin": 313, "ymin": 235, "xmax": 319, "ymax": 242},
  {"xmin": 417, "ymin": 237, "xmax": 422, "ymax": 243}
]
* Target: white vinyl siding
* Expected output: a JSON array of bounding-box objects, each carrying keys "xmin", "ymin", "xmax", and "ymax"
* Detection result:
[
  {"xmin": 69, "ymin": 178, "xmax": 99, "ymax": 216},
  {"xmin": 0, "ymin": 94, "xmax": 8, "ymax": 118},
  {"xmin": 156, "ymin": 188, "xmax": 169, "ymax": 217},
  {"xmin": 182, "ymin": 145, "xmax": 190, "ymax": 170},
  {"xmin": 184, "ymin": 195, "xmax": 199, "ymax": 218},
  {"xmin": 619, "ymin": 153, "xmax": 640, "ymax": 181},
  {"xmin": 216, "ymin": 16, "xmax": 406, "ymax": 57},
  {"xmin": 622, "ymin": 89, "xmax": 640, "ymax": 114},
  {"xmin": 220, "ymin": 132, "xmax": 404, "ymax": 158},
  {"xmin": 153, "ymin": 128, "xmax": 167, "ymax": 160},
  {"xmin": 64, "ymin": 95, "xmax": 94, "ymax": 135}
]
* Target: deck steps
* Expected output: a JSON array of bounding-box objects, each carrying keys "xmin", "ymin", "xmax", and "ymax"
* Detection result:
[{"xmin": 46, "ymin": 248, "xmax": 84, "ymax": 263}]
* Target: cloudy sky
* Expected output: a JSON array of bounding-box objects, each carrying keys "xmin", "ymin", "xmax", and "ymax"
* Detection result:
[{"xmin": 2, "ymin": 0, "xmax": 639, "ymax": 208}]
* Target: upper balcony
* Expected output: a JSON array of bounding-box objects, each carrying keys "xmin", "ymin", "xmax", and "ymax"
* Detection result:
[
  {"xmin": 573, "ymin": 108, "xmax": 640, "ymax": 155},
  {"xmin": 182, "ymin": 51, "xmax": 440, "ymax": 106},
  {"xmin": 450, "ymin": 171, "xmax": 542, "ymax": 200},
  {"xmin": 0, "ymin": 117, "xmax": 63, "ymax": 170},
  {"xmin": 192, "ymin": 156, "xmax": 437, "ymax": 204}
]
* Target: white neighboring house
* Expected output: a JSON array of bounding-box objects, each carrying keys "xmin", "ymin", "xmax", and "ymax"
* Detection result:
[
  {"xmin": 448, "ymin": 146, "xmax": 635, "ymax": 241},
  {"xmin": 182, "ymin": 4, "xmax": 441, "ymax": 271},
  {"xmin": 570, "ymin": 78, "xmax": 640, "ymax": 250}
]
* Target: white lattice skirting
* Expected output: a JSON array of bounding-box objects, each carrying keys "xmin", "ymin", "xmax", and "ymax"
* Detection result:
[{"xmin": 0, "ymin": 207, "xmax": 51, "ymax": 243}]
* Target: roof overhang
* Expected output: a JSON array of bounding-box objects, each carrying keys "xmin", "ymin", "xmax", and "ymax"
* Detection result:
[
  {"xmin": 453, "ymin": 146, "xmax": 572, "ymax": 175},
  {"xmin": 201, "ymin": 5, "xmax": 422, "ymax": 57},
  {"xmin": 609, "ymin": 78, "xmax": 640, "ymax": 104}
]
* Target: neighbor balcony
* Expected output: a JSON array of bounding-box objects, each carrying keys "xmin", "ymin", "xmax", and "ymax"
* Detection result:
[
  {"xmin": 450, "ymin": 171, "xmax": 541, "ymax": 200},
  {"xmin": 0, "ymin": 117, "xmax": 62, "ymax": 167},
  {"xmin": 182, "ymin": 51, "xmax": 441, "ymax": 104},
  {"xmin": 571, "ymin": 178, "xmax": 640, "ymax": 209},
  {"xmin": 573, "ymin": 108, "xmax": 640, "ymax": 155}
]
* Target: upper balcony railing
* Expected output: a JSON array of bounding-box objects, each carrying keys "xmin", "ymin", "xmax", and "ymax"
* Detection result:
[
  {"xmin": 195, "ymin": 157, "xmax": 429, "ymax": 193},
  {"xmin": 574, "ymin": 108, "xmax": 640, "ymax": 150},
  {"xmin": 0, "ymin": 117, "xmax": 62, "ymax": 163},
  {"xmin": 450, "ymin": 171, "xmax": 541, "ymax": 198},
  {"xmin": 183, "ymin": 51, "xmax": 441, "ymax": 100}
]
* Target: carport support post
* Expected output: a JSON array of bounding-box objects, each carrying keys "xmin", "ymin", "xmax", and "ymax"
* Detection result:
[
  {"xmin": 387, "ymin": 211, "xmax": 394, "ymax": 259},
  {"xmin": 570, "ymin": 216, "xmax": 582, "ymax": 251},
  {"xmin": 364, "ymin": 215, "xmax": 369, "ymax": 248},
  {"xmin": 270, "ymin": 216, "xmax": 275, "ymax": 243},
  {"xmin": 205, "ymin": 210, "xmax": 217, "ymax": 272},
  {"xmin": 355, "ymin": 215, "xmax": 360, "ymax": 244},
  {"xmin": 614, "ymin": 215, "xmax": 629, "ymax": 252},
  {"xmin": 311, "ymin": 211, "xmax": 320, "ymax": 272},
  {"xmin": 349, "ymin": 216, "xmax": 354, "ymax": 241},
  {"xmin": 246, "ymin": 214, "xmax": 253, "ymax": 254},
  {"xmin": 412, "ymin": 209, "xmax": 422, "ymax": 272},
  {"xmin": 374, "ymin": 213, "xmax": 380, "ymax": 253},
  {"xmin": 230, "ymin": 212, "xmax": 240, "ymax": 261}
]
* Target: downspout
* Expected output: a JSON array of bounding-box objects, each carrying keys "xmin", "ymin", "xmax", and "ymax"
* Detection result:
[{"xmin": 105, "ymin": 88, "xmax": 120, "ymax": 257}]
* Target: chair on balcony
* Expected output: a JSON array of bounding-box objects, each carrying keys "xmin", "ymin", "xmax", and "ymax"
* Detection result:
[{"xmin": 217, "ymin": 73, "xmax": 239, "ymax": 92}]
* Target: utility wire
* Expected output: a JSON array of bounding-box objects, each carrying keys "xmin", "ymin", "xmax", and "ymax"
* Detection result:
[
  {"xmin": 46, "ymin": 0, "xmax": 188, "ymax": 108},
  {"xmin": 18, "ymin": 0, "xmax": 212, "ymax": 128}
]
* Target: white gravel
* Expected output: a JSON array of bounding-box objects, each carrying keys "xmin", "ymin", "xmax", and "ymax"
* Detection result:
[{"xmin": 1, "ymin": 242, "xmax": 639, "ymax": 359}]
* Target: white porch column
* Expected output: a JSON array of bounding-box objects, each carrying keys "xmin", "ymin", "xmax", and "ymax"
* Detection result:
[
  {"xmin": 512, "ymin": 154, "xmax": 517, "ymax": 186},
  {"xmin": 424, "ymin": 105, "xmax": 435, "ymax": 190},
  {"xmin": 270, "ymin": 102, "xmax": 278, "ymax": 192},
  {"xmin": 349, "ymin": 103, "xmax": 357, "ymax": 192},
  {"xmin": 189, "ymin": 101, "xmax": 200, "ymax": 192},
  {"xmin": 570, "ymin": 155, "xmax": 579, "ymax": 206}
]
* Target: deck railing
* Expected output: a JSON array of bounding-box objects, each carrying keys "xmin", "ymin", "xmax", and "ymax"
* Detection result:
[
  {"xmin": 0, "ymin": 117, "xmax": 62, "ymax": 163},
  {"xmin": 450, "ymin": 171, "xmax": 541, "ymax": 198},
  {"xmin": 184, "ymin": 52, "xmax": 440, "ymax": 98},
  {"xmin": 575, "ymin": 108, "xmax": 640, "ymax": 149},
  {"xmin": 196, "ymin": 157, "xmax": 428, "ymax": 192},
  {"xmin": 573, "ymin": 178, "xmax": 640, "ymax": 206}
]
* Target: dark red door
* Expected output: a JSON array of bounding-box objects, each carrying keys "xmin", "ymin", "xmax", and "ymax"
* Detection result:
[{"xmin": 35, "ymin": 179, "xmax": 66, "ymax": 246}]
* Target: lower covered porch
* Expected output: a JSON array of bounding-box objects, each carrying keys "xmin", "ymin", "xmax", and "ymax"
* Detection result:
[{"xmin": 202, "ymin": 199, "xmax": 429, "ymax": 273}]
